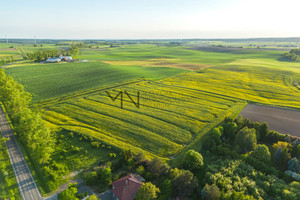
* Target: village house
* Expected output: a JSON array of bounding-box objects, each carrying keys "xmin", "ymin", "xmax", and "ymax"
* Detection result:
[
  {"xmin": 59, "ymin": 55, "xmax": 73, "ymax": 61},
  {"xmin": 111, "ymin": 174, "xmax": 144, "ymax": 200}
]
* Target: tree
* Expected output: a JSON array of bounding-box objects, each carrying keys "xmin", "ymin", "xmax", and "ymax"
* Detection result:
[
  {"xmin": 87, "ymin": 194, "xmax": 100, "ymax": 200},
  {"xmin": 296, "ymin": 144, "xmax": 300, "ymax": 160},
  {"xmin": 0, "ymin": 69, "xmax": 56, "ymax": 165},
  {"xmin": 120, "ymin": 149, "xmax": 133, "ymax": 161},
  {"xmin": 222, "ymin": 121, "xmax": 238, "ymax": 141},
  {"xmin": 201, "ymin": 184, "xmax": 221, "ymax": 200},
  {"xmin": 133, "ymin": 152, "xmax": 146, "ymax": 163},
  {"xmin": 252, "ymin": 144, "xmax": 271, "ymax": 162},
  {"xmin": 288, "ymin": 158, "xmax": 300, "ymax": 173},
  {"xmin": 0, "ymin": 136, "xmax": 9, "ymax": 151},
  {"xmin": 235, "ymin": 127, "xmax": 257, "ymax": 153},
  {"xmin": 135, "ymin": 182, "xmax": 160, "ymax": 200},
  {"xmin": 272, "ymin": 141, "xmax": 292, "ymax": 152},
  {"xmin": 136, "ymin": 165, "xmax": 145, "ymax": 175},
  {"xmin": 203, "ymin": 127, "xmax": 222, "ymax": 151},
  {"xmin": 148, "ymin": 157, "xmax": 169, "ymax": 178},
  {"xmin": 274, "ymin": 147, "xmax": 291, "ymax": 171},
  {"xmin": 172, "ymin": 170, "xmax": 197, "ymax": 196},
  {"xmin": 58, "ymin": 183, "xmax": 79, "ymax": 200},
  {"xmin": 97, "ymin": 166, "xmax": 112, "ymax": 186},
  {"xmin": 182, "ymin": 150, "xmax": 203, "ymax": 171},
  {"xmin": 258, "ymin": 122, "xmax": 269, "ymax": 140}
]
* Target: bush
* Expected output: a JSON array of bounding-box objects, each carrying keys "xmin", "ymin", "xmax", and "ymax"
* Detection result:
[
  {"xmin": 136, "ymin": 165, "xmax": 145, "ymax": 175},
  {"xmin": 91, "ymin": 141, "xmax": 100, "ymax": 149},
  {"xmin": 109, "ymin": 153, "xmax": 116, "ymax": 159}
]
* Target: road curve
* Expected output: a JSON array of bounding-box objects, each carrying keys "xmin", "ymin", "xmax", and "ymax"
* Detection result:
[{"xmin": 0, "ymin": 105, "xmax": 42, "ymax": 200}]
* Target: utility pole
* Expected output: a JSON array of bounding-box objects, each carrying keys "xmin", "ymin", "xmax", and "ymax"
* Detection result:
[{"xmin": 5, "ymin": 35, "xmax": 8, "ymax": 43}]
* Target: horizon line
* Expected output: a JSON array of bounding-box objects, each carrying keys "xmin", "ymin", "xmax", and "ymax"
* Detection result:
[{"xmin": 1, "ymin": 36, "xmax": 300, "ymax": 41}]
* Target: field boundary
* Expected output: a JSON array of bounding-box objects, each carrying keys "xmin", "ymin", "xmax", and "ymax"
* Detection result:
[{"xmin": 172, "ymin": 101, "xmax": 247, "ymax": 165}]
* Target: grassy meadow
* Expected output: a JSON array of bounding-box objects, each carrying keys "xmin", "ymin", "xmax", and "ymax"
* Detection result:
[{"xmin": 2, "ymin": 42, "xmax": 300, "ymax": 193}]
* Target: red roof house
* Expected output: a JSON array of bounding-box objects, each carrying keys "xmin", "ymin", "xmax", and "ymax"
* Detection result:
[{"xmin": 112, "ymin": 174, "xmax": 143, "ymax": 200}]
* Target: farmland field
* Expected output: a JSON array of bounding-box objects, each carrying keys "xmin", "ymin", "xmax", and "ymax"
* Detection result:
[
  {"xmin": 2, "ymin": 42, "xmax": 300, "ymax": 194},
  {"xmin": 239, "ymin": 104, "xmax": 300, "ymax": 137},
  {"xmin": 5, "ymin": 45, "xmax": 300, "ymax": 158}
]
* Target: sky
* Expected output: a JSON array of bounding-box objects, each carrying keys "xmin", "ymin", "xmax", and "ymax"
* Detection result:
[{"xmin": 1, "ymin": 0, "xmax": 300, "ymax": 39}]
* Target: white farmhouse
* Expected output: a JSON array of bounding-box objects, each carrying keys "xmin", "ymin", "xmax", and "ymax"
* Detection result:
[{"xmin": 46, "ymin": 57, "xmax": 61, "ymax": 63}]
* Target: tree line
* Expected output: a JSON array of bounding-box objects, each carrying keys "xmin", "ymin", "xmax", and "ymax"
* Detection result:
[
  {"xmin": 0, "ymin": 69, "xmax": 55, "ymax": 165},
  {"xmin": 1, "ymin": 56, "xmax": 16, "ymax": 65},
  {"xmin": 23, "ymin": 44, "xmax": 80, "ymax": 62},
  {"xmin": 283, "ymin": 48, "xmax": 300, "ymax": 62}
]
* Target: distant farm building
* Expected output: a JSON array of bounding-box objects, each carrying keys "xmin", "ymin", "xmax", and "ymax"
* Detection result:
[
  {"xmin": 59, "ymin": 55, "xmax": 73, "ymax": 61},
  {"xmin": 45, "ymin": 57, "xmax": 61, "ymax": 63},
  {"xmin": 112, "ymin": 174, "xmax": 143, "ymax": 200}
]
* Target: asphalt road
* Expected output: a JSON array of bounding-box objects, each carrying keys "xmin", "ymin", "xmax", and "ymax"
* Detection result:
[{"xmin": 0, "ymin": 105, "xmax": 42, "ymax": 200}]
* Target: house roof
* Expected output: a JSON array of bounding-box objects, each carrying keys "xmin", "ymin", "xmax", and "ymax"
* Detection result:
[{"xmin": 112, "ymin": 174, "xmax": 142, "ymax": 200}]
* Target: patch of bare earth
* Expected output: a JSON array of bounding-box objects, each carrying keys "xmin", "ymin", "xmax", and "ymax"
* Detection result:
[{"xmin": 239, "ymin": 104, "xmax": 300, "ymax": 137}]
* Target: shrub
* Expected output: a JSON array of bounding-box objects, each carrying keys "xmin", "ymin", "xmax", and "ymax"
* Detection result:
[
  {"xmin": 109, "ymin": 153, "xmax": 116, "ymax": 159},
  {"xmin": 136, "ymin": 165, "xmax": 145, "ymax": 175},
  {"xmin": 68, "ymin": 132, "xmax": 74, "ymax": 138}
]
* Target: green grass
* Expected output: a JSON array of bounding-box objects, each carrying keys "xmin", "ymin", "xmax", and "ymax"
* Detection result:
[{"xmin": 0, "ymin": 142, "xmax": 22, "ymax": 200}]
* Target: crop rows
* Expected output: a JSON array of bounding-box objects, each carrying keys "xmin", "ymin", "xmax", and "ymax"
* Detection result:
[{"xmin": 42, "ymin": 80, "xmax": 241, "ymax": 157}]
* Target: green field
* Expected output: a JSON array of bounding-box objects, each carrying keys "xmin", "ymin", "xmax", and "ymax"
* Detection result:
[
  {"xmin": 5, "ymin": 45, "xmax": 300, "ymax": 158},
  {"xmin": 2, "ymin": 43, "xmax": 300, "ymax": 193},
  {"xmin": 6, "ymin": 61, "xmax": 186, "ymax": 102}
]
